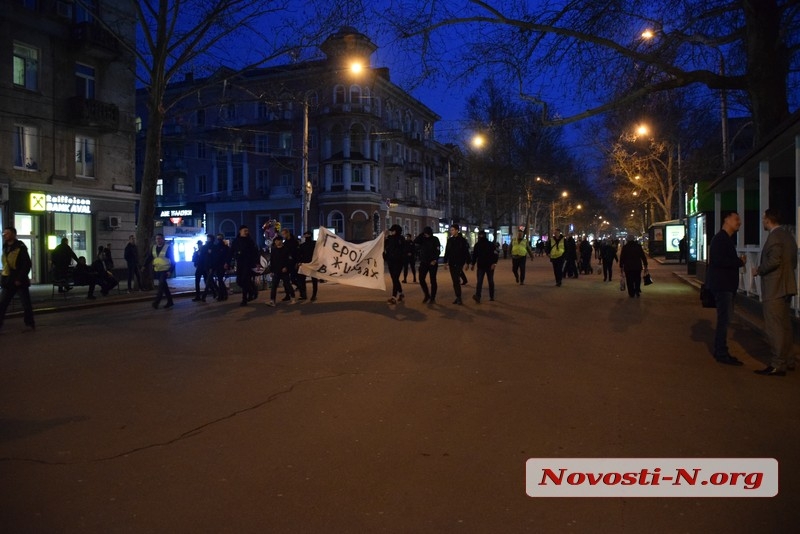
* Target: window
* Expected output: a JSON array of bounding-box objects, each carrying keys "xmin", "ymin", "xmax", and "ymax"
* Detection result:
[
  {"xmin": 258, "ymin": 101, "xmax": 268, "ymax": 119},
  {"xmin": 232, "ymin": 164, "xmax": 243, "ymax": 192},
  {"xmin": 156, "ymin": 179, "xmax": 163, "ymax": 196},
  {"xmin": 225, "ymin": 103, "xmax": 236, "ymax": 120},
  {"xmin": 280, "ymin": 170, "xmax": 292, "ymax": 187},
  {"xmin": 352, "ymin": 164, "xmax": 363, "ymax": 183},
  {"xmin": 197, "ymin": 174, "xmax": 207, "ymax": 194},
  {"xmin": 75, "ymin": 63, "xmax": 95, "ymax": 99},
  {"xmin": 216, "ymin": 159, "xmax": 227, "ymax": 192},
  {"xmin": 279, "ymin": 132, "xmax": 292, "ymax": 155},
  {"xmin": 177, "ymin": 176, "xmax": 185, "ymax": 195},
  {"xmin": 350, "ymin": 85, "xmax": 361, "ymax": 105},
  {"xmin": 308, "ymin": 128, "xmax": 318, "ymax": 150},
  {"xmin": 279, "ymin": 214, "xmax": 295, "ymax": 234},
  {"xmin": 256, "ymin": 169, "xmax": 268, "ymax": 193},
  {"xmin": 135, "ymin": 117, "xmax": 142, "ymax": 132},
  {"xmin": 13, "ymin": 125, "xmax": 39, "ymax": 170},
  {"xmin": 330, "ymin": 212, "xmax": 344, "ymax": 234},
  {"xmin": 75, "ymin": 136, "xmax": 95, "ymax": 177},
  {"xmin": 197, "ymin": 142, "xmax": 206, "ymax": 159},
  {"xmin": 13, "ymin": 43, "xmax": 38, "ymax": 90},
  {"xmin": 334, "ymin": 85, "xmax": 345, "ymax": 104},
  {"xmin": 332, "ymin": 164, "xmax": 343, "ymax": 189},
  {"xmin": 255, "ymin": 134, "xmax": 268, "ymax": 154},
  {"xmin": 74, "ymin": 0, "xmax": 96, "ymax": 23}
]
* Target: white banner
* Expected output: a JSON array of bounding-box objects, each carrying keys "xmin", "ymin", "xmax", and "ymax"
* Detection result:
[{"xmin": 298, "ymin": 227, "xmax": 385, "ymax": 291}]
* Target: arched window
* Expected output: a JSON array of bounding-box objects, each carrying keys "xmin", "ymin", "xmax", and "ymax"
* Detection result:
[
  {"xmin": 329, "ymin": 211, "xmax": 344, "ymax": 234},
  {"xmin": 333, "ymin": 85, "xmax": 345, "ymax": 104},
  {"xmin": 350, "ymin": 85, "xmax": 361, "ymax": 105},
  {"xmin": 219, "ymin": 219, "xmax": 237, "ymax": 239}
]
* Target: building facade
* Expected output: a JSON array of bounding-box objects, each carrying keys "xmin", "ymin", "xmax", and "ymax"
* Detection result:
[
  {"xmin": 0, "ymin": 0, "xmax": 137, "ymax": 283},
  {"xmin": 136, "ymin": 27, "xmax": 448, "ymax": 249}
]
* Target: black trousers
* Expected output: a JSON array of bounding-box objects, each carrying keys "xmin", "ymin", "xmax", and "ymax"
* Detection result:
[
  {"xmin": 551, "ymin": 257, "xmax": 564, "ymax": 285},
  {"xmin": 388, "ymin": 261, "xmax": 404, "ymax": 297},
  {"xmin": 418, "ymin": 261, "xmax": 438, "ymax": 299},
  {"xmin": 0, "ymin": 282, "xmax": 34, "ymax": 328},
  {"xmin": 511, "ymin": 256, "xmax": 527, "ymax": 283},
  {"xmin": 297, "ymin": 274, "xmax": 318, "ymax": 299},
  {"xmin": 475, "ymin": 266, "xmax": 495, "ymax": 299},
  {"xmin": 127, "ymin": 261, "xmax": 142, "ymax": 290},
  {"xmin": 602, "ymin": 260, "xmax": 614, "ymax": 281},
  {"xmin": 403, "ymin": 258, "xmax": 416, "ymax": 281},
  {"xmin": 448, "ymin": 264, "xmax": 465, "ymax": 299},
  {"xmin": 154, "ymin": 270, "xmax": 173, "ymax": 305}
]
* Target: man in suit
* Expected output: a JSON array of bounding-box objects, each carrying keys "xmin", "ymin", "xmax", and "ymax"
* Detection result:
[{"xmin": 752, "ymin": 209, "xmax": 798, "ymax": 376}]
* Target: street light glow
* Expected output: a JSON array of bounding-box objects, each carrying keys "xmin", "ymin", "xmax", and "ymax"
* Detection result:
[
  {"xmin": 641, "ymin": 29, "xmax": 654, "ymax": 39},
  {"xmin": 561, "ymin": 191, "xmax": 568, "ymax": 198},
  {"xmin": 472, "ymin": 134, "xmax": 486, "ymax": 148},
  {"xmin": 636, "ymin": 124, "xmax": 649, "ymax": 136},
  {"xmin": 350, "ymin": 61, "xmax": 363, "ymax": 74}
]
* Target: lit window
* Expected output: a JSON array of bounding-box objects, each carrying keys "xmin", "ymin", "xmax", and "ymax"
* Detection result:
[
  {"xmin": 156, "ymin": 179, "xmax": 163, "ymax": 196},
  {"xmin": 13, "ymin": 42, "xmax": 38, "ymax": 90},
  {"xmin": 279, "ymin": 132, "xmax": 292, "ymax": 155},
  {"xmin": 13, "ymin": 125, "xmax": 39, "ymax": 170},
  {"xmin": 75, "ymin": 136, "xmax": 96, "ymax": 177},
  {"xmin": 330, "ymin": 212, "xmax": 344, "ymax": 234}
]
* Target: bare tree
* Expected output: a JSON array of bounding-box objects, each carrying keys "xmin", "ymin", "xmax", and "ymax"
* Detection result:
[
  {"xmin": 386, "ymin": 0, "xmax": 799, "ymax": 144},
  {"xmin": 102, "ymin": 0, "xmax": 343, "ymax": 286}
]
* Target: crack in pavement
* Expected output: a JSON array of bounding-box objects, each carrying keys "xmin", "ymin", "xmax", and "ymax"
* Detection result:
[{"xmin": 0, "ymin": 371, "xmax": 358, "ymax": 466}]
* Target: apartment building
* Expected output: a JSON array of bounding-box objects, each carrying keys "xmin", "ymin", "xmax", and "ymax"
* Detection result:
[
  {"xmin": 136, "ymin": 27, "xmax": 450, "ymax": 251},
  {"xmin": 0, "ymin": 0, "xmax": 137, "ymax": 283}
]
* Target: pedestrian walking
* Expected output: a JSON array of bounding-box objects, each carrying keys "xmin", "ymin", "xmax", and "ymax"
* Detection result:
[
  {"xmin": 751, "ymin": 209, "xmax": 798, "ymax": 376},
  {"xmin": 414, "ymin": 226, "xmax": 441, "ymax": 304},
  {"xmin": 510, "ymin": 231, "xmax": 533, "ymax": 284},
  {"xmin": 145, "ymin": 233, "xmax": 174, "ymax": 309},
  {"xmin": 231, "ymin": 225, "xmax": 260, "ymax": 306},
  {"xmin": 385, "ymin": 224, "xmax": 405, "ymax": 304},
  {"xmin": 402, "ymin": 233, "xmax": 417, "ymax": 283},
  {"xmin": 266, "ymin": 235, "xmax": 296, "ymax": 306},
  {"xmin": 564, "ymin": 234, "xmax": 579, "ymax": 279},
  {"xmin": 0, "ymin": 226, "xmax": 35, "ymax": 331},
  {"xmin": 706, "ymin": 211, "xmax": 747, "ymax": 366},
  {"xmin": 470, "ymin": 231, "xmax": 498, "ymax": 303},
  {"xmin": 191, "ymin": 239, "xmax": 206, "ymax": 301},
  {"xmin": 210, "ymin": 234, "xmax": 230, "ymax": 301},
  {"xmin": 444, "ymin": 224, "xmax": 470, "ymax": 305},
  {"xmin": 547, "ymin": 229, "xmax": 566, "ymax": 287},
  {"xmin": 600, "ymin": 239, "xmax": 618, "ymax": 282},
  {"xmin": 124, "ymin": 234, "xmax": 143, "ymax": 291},
  {"xmin": 502, "ymin": 242, "xmax": 509, "ymax": 260},
  {"xmin": 619, "ymin": 235, "xmax": 648, "ymax": 298},
  {"xmin": 678, "ymin": 235, "xmax": 688, "ymax": 264}
]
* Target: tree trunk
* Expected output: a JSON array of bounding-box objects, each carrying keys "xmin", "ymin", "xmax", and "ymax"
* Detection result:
[
  {"xmin": 135, "ymin": 94, "xmax": 165, "ymax": 290},
  {"xmin": 744, "ymin": 0, "xmax": 790, "ymax": 143}
]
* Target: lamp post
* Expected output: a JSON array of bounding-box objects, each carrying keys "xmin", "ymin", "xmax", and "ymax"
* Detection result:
[{"xmin": 301, "ymin": 96, "xmax": 309, "ymax": 234}]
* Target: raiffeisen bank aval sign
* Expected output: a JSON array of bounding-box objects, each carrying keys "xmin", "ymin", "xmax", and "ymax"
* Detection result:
[{"xmin": 30, "ymin": 193, "xmax": 92, "ymax": 214}]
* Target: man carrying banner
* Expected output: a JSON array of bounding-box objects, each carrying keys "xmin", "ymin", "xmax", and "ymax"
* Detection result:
[{"xmin": 296, "ymin": 228, "xmax": 386, "ymax": 292}]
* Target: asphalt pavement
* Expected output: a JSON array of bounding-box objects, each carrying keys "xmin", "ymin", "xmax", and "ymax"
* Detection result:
[{"xmin": 1, "ymin": 258, "xmax": 798, "ymax": 533}]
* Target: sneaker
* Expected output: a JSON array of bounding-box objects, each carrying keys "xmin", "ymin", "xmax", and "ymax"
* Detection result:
[
  {"xmin": 398, "ymin": 293, "xmax": 404, "ymax": 302},
  {"xmin": 453, "ymin": 298, "xmax": 463, "ymax": 305},
  {"xmin": 472, "ymin": 294, "xmax": 480, "ymax": 303},
  {"xmin": 267, "ymin": 300, "xmax": 276, "ymax": 307},
  {"xmin": 388, "ymin": 297, "xmax": 397, "ymax": 304},
  {"xmin": 422, "ymin": 295, "xmax": 430, "ymax": 304},
  {"xmin": 715, "ymin": 355, "xmax": 743, "ymax": 366}
]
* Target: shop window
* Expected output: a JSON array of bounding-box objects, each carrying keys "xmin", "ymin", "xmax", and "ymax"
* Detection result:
[
  {"xmin": 13, "ymin": 124, "xmax": 39, "ymax": 170},
  {"xmin": 75, "ymin": 136, "xmax": 96, "ymax": 178},
  {"xmin": 13, "ymin": 42, "xmax": 38, "ymax": 90}
]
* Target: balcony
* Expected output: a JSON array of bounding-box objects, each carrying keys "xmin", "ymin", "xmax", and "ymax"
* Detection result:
[
  {"xmin": 67, "ymin": 96, "xmax": 119, "ymax": 131},
  {"xmin": 71, "ymin": 22, "xmax": 121, "ymax": 59}
]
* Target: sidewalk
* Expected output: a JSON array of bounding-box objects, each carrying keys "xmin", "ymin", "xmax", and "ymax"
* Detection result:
[
  {"xmin": 4, "ymin": 276, "xmax": 198, "ymax": 317},
  {"xmin": 656, "ymin": 256, "xmax": 800, "ymax": 347}
]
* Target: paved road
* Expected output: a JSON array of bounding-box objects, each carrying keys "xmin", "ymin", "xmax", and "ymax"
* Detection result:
[{"xmin": 1, "ymin": 259, "xmax": 798, "ymax": 533}]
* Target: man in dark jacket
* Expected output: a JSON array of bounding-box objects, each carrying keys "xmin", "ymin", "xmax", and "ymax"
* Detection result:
[
  {"xmin": 51, "ymin": 237, "xmax": 78, "ymax": 292},
  {"xmin": 384, "ymin": 225, "xmax": 406, "ymax": 304},
  {"xmin": 706, "ymin": 211, "xmax": 746, "ymax": 366},
  {"xmin": 231, "ymin": 225, "xmax": 260, "ymax": 306},
  {"xmin": 124, "ymin": 234, "xmax": 142, "ymax": 291},
  {"xmin": 619, "ymin": 235, "xmax": 648, "ymax": 298},
  {"xmin": 209, "ymin": 234, "xmax": 230, "ymax": 301},
  {"xmin": 414, "ymin": 226, "xmax": 441, "ymax": 304},
  {"xmin": 297, "ymin": 230, "xmax": 319, "ymax": 301},
  {"xmin": 470, "ymin": 231, "xmax": 498, "ymax": 303},
  {"xmin": 600, "ymin": 239, "xmax": 618, "ymax": 282},
  {"xmin": 402, "ymin": 233, "xmax": 417, "ymax": 283},
  {"xmin": 267, "ymin": 235, "xmax": 296, "ymax": 306},
  {"xmin": 0, "ymin": 227, "xmax": 35, "ymax": 331},
  {"xmin": 444, "ymin": 225, "xmax": 470, "ymax": 305}
]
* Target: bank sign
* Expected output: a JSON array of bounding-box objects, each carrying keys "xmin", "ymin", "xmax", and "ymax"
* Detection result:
[{"xmin": 30, "ymin": 193, "xmax": 92, "ymax": 214}]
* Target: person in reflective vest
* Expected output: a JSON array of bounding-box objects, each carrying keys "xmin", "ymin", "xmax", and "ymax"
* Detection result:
[{"xmin": 146, "ymin": 233, "xmax": 174, "ymax": 309}]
